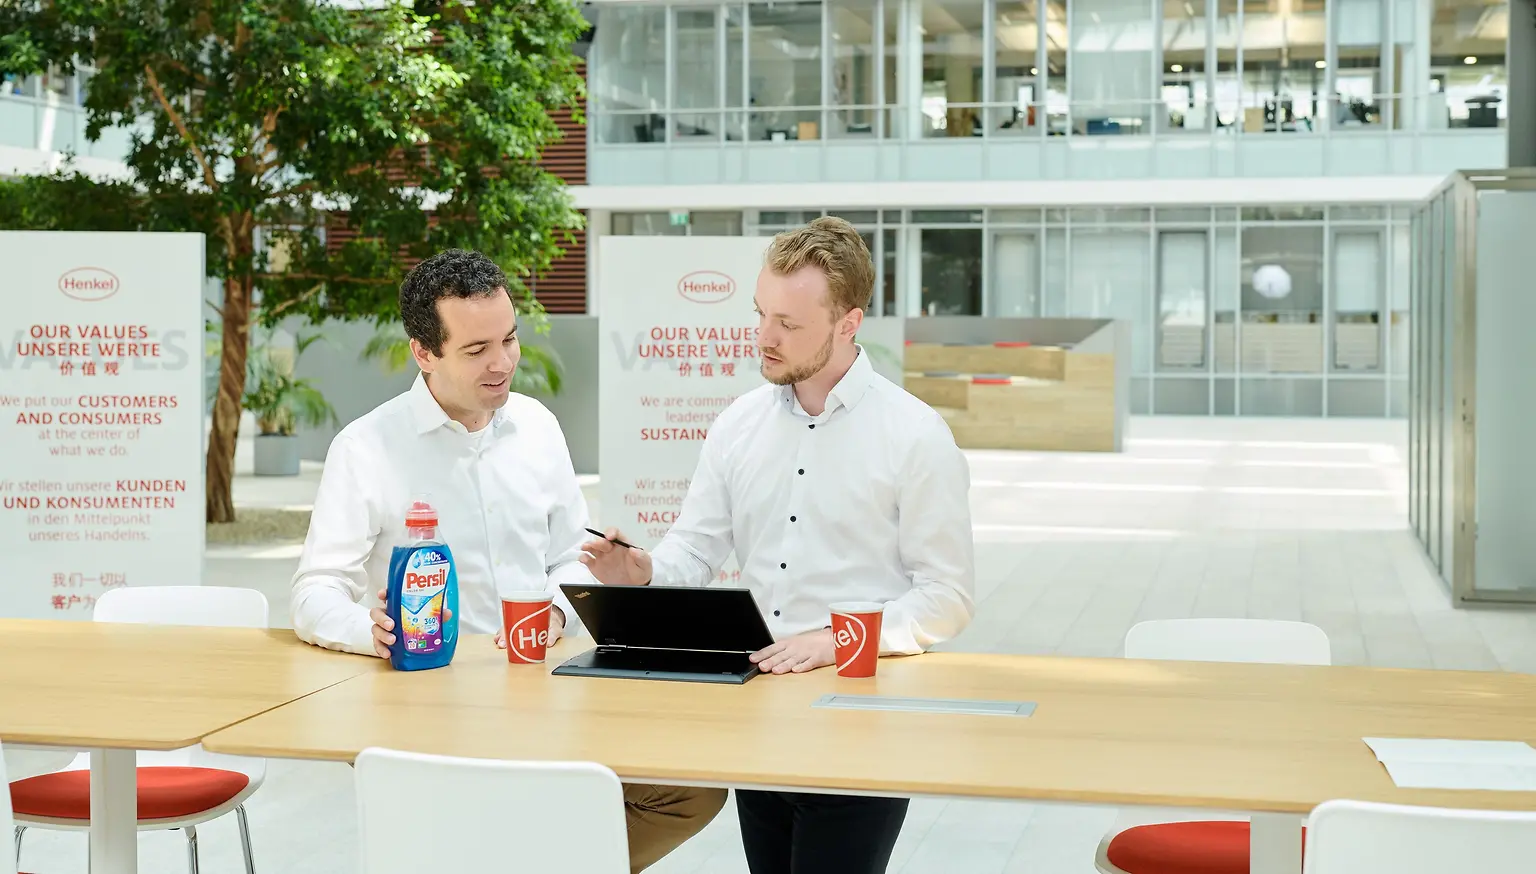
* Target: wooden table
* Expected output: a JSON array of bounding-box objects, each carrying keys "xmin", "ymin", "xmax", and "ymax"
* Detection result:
[
  {"xmin": 203, "ymin": 635, "xmax": 1536, "ymax": 873},
  {"xmin": 0, "ymin": 619, "xmax": 379, "ymax": 874}
]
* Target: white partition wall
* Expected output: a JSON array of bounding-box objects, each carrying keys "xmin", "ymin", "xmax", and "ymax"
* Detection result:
[{"xmin": 1407, "ymin": 170, "xmax": 1536, "ymax": 603}]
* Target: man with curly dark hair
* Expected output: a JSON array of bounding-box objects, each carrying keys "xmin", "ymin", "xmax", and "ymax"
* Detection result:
[{"xmin": 293, "ymin": 249, "xmax": 725, "ymax": 872}]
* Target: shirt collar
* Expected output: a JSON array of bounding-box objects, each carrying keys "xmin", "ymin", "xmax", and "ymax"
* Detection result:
[
  {"xmin": 409, "ymin": 372, "xmax": 509, "ymax": 436},
  {"xmin": 779, "ymin": 344, "xmax": 875, "ymax": 416}
]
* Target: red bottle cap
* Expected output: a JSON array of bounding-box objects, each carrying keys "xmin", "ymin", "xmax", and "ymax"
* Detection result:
[{"xmin": 405, "ymin": 500, "xmax": 438, "ymax": 528}]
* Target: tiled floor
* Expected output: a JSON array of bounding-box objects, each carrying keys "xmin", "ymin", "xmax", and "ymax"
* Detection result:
[{"xmin": 16, "ymin": 416, "xmax": 1536, "ymax": 874}]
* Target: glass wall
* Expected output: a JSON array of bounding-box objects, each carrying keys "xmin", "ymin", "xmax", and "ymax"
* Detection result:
[
  {"xmin": 588, "ymin": 0, "xmax": 1509, "ymax": 141},
  {"xmin": 613, "ymin": 203, "xmax": 1409, "ymax": 416}
]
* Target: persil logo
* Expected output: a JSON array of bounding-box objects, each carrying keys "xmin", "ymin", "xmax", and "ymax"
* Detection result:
[
  {"xmin": 405, "ymin": 569, "xmax": 446, "ymax": 591},
  {"xmin": 58, "ymin": 267, "xmax": 121, "ymax": 302},
  {"xmin": 678, "ymin": 271, "xmax": 735, "ymax": 304}
]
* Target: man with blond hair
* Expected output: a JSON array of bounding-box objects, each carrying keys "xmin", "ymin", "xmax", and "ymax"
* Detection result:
[{"xmin": 580, "ymin": 217, "xmax": 976, "ymax": 873}]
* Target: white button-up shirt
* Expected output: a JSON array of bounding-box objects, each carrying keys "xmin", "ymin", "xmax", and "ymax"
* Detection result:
[
  {"xmin": 649, "ymin": 347, "xmax": 975, "ymax": 654},
  {"xmin": 291, "ymin": 374, "xmax": 594, "ymax": 655}
]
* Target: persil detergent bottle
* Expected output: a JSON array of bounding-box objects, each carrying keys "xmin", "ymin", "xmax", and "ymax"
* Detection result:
[{"xmin": 384, "ymin": 499, "xmax": 459, "ymax": 671}]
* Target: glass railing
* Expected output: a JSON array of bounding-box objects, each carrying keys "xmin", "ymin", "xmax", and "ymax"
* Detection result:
[{"xmin": 591, "ymin": 92, "xmax": 1507, "ymax": 144}]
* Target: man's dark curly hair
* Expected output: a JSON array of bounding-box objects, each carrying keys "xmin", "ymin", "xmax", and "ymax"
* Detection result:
[{"xmin": 399, "ymin": 249, "xmax": 510, "ymax": 357}]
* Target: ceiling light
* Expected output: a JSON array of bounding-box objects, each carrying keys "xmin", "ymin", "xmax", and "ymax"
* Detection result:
[
  {"xmin": 1464, "ymin": 56, "xmax": 1478, "ymax": 64},
  {"xmin": 1315, "ymin": 59, "xmax": 1327, "ymax": 69},
  {"xmin": 1031, "ymin": 67, "xmax": 1038, "ymax": 75},
  {"xmin": 1171, "ymin": 64, "xmax": 1183, "ymax": 73}
]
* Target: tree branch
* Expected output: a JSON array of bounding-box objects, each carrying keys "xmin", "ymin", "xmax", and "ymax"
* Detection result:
[
  {"xmin": 143, "ymin": 64, "xmax": 220, "ymax": 196},
  {"xmin": 255, "ymin": 281, "xmax": 325, "ymax": 323},
  {"xmin": 204, "ymin": 299, "xmax": 227, "ymax": 321}
]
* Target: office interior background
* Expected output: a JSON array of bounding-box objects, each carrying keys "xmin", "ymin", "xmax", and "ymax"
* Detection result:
[
  {"xmin": 0, "ymin": 0, "xmax": 1517, "ymax": 421},
  {"xmin": 575, "ymin": 0, "xmax": 1511, "ymax": 418}
]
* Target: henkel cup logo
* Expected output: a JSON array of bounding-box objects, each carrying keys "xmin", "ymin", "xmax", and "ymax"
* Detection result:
[
  {"xmin": 58, "ymin": 267, "xmax": 121, "ymax": 302},
  {"xmin": 678, "ymin": 270, "xmax": 736, "ymax": 304},
  {"xmin": 831, "ymin": 605, "xmax": 883, "ymax": 678},
  {"xmin": 502, "ymin": 598, "xmax": 553, "ymax": 664},
  {"xmin": 833, "ymin": 614, "xmax": 868, "ymax": 672}
]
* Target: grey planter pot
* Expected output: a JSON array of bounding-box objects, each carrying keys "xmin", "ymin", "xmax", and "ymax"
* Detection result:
[{"xmin": 254, "ymin": 434, "xmax": 301, "ymax": 476}]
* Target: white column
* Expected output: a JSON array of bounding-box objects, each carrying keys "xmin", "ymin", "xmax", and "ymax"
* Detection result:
[
  {"xmin": 900, "ymin": 0, "xmax": 924, "ymax": 139},
  {"xmin": 89, "ymin": 748, "xmax": 138, "ymax": 874},
  {"xmin": 1508, "ymin": 0, "xmax": 1536, "ymax": 165},
  {"xmin": 586, "ymin": 209, "xmax": 611, "ymax": 317},
  {"xmin": 902, "ymin": 226, "xmax": 923, "ymax": 315}
]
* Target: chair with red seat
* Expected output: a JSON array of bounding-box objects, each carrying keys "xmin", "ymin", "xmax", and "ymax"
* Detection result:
[
  {"xmin": 9, "ymin": 586, "xmax": 269, "ymax": 874},
  {"xmin": 1095, "ymin": 619, "xmax": 1331, "ymax": 874}
]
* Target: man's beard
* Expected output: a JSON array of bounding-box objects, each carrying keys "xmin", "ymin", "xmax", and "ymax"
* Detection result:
[{"xmin": 761, "ymin": 330, "xmax": 834, "ymax": 386}]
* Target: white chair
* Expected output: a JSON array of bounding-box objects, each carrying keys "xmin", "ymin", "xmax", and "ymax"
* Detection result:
[
  {"xmin": 354, "ymin": 748, "xmax": 629, "ymax": 874},
  {"xmin": 1095, "ymin": 619, "xmax": 1331, "ymax": 874},
  {"xmin": 1304, "ymin": 799, "xmax": 1536, "ymax": 873},
  {"xmin": 9, "ymin": 587, "xmax": 269, "ymax": 874}
]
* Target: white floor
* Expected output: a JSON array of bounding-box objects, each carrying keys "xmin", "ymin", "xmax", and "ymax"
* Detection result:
[{"xmin": 18, "ymin": 416, "xmax": 1536, "ymax": 874}]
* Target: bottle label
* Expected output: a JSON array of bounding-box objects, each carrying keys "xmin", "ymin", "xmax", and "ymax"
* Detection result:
[{"xmin": 400, "ymin": 547, "xmax": 449, "ymax": 655}]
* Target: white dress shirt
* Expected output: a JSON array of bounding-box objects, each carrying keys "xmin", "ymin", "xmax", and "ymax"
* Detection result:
[
  {"xmin": 291, "ymin": 374, "xmax": 594, "ymax": 655},
  {"xmin": 649, "ymin": 346, "xmax": 975, "ymax": 655}
]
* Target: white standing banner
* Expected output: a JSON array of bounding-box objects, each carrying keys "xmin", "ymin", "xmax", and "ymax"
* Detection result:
[
  {"xmin": 0, "ymin": 232, "xmax": 205, "ymax": 618},
  {"xmin": 598, "ymin": 236, "xmax": 770, "ymax": 583}
]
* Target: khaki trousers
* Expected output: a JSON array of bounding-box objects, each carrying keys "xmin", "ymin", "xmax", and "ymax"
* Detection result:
[{"xmin": 623, "ymin": 783, "xmax": 728, "ymax": 873}]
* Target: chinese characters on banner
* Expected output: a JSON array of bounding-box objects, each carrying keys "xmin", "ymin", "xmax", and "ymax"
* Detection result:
[
  {"xmin": 597, "ymin": 237, "xmax": 770, "ymax": 564},
  {"xmin": 0, "ymin": 232, "xmax": 205, "ymax": 618}
]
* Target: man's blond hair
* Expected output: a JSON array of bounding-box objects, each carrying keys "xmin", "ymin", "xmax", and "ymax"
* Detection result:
[{"xmin": 764, "ymin": 216, "xmax": 874, "ymax": 317}]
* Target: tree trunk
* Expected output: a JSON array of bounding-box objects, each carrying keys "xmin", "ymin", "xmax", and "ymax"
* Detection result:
[{"xmin": 206, "ymin": 269, "xmax": 253, "ymax": 524}]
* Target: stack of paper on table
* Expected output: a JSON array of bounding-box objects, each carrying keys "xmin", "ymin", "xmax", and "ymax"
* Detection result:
[{"xmin": 1363, "ymin": 738, "xmax": 1536, "ymax": 791}]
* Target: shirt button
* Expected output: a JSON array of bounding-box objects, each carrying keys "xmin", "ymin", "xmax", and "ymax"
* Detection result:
[
  {"xmin": 790, "ymin": 515, "xmax": 797, "ymax": 522},
  {"xmin": 773, "ymin": 610, "xmax": 781, "ymax": 617},
  {"xmin": 797, "ymin": 468, "xmax": 805, "ymax": 475},
  {"xmin": 808, "ymin": 424, "xmax": 815, "ymax": 430},
  {"xmin": 780, "ymin": 562, "xmax": 787, "ymax": 569}
]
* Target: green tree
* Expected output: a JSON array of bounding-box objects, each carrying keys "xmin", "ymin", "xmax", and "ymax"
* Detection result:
[{"xmin": 0, "ymin": 0, "xmax": 587, "ymax": 522}]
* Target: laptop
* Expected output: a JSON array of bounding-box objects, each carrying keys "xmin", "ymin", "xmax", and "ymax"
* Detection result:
[{"xmin": 552, "ymin": 583, "xmax": 776, "ymax": 685}]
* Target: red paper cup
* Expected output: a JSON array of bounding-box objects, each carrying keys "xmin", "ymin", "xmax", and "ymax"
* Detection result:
[
  {"xmin": 501, "ymin": 592, "xmax": 554, "ymax": 664},
  {"xmin": 830, "ymin": 601, "xmax": 884, "ymax": 678}
]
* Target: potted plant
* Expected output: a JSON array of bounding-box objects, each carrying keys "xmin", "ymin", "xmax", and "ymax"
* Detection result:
[{"xmin": 243, "ymin": 331, "xmax": 337, "ymax": 476}]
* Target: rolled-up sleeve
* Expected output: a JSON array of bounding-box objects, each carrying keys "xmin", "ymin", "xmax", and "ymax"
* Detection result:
[
  {"xmin": 291, "ymin": 433, "xmax": 382, "ymax": 656},
  {"xmin": 880, "ymin": 416, "xmax": 976, "ymax": 655}
]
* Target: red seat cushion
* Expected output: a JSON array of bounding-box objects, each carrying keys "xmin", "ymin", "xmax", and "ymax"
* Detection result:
[
  {"xmin": 11, "ymin": 767, "xmax": 250, "ymax": 822},
  {"xmin": 1106, "ymin": 821, "xmax": 1306, "ymax": 874}
]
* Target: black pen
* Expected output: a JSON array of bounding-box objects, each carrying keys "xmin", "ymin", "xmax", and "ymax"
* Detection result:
[{"xmin": 585, "ymin": 527, "xmax": 637, "ymax": 550}]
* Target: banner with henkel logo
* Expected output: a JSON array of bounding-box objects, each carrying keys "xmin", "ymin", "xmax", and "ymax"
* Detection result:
[
  {"xmin": 597, "ymin": 236, "xmax": 770, "ymax": 583},
  {"xmin": 0, "ymin": 231, "xmax": 204, "ymax": 618}
]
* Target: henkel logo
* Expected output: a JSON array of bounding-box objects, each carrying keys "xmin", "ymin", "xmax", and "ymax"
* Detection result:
[
  {"xmin": 405, "ymin": 569, "xmax": 446, "ymax": 590},
  {"xmin": 58, "ymin": 267, "xmax": 121, "ymax": 302},
  {"xmin": 834, "ymin": 614, "xmax": 867, "ymax": 672},
  {"xmin": 678, "ymin": 270, "xmax": 736, "ymax": 304}
]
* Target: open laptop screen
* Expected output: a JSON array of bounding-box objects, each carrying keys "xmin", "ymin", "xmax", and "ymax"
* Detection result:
[{"xmin": 559, "ymin": 583, "xmax": 775, "ymax": 653}]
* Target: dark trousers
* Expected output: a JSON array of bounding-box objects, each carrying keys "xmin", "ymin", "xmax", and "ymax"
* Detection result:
[{"xmin": 735, "ymin": 789, "xmax": 909, "ymax": 874}]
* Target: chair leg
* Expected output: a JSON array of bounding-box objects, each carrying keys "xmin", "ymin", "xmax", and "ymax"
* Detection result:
[
  {"xmin": 236, "ymin": 804, "xmax": 257, "ymax": 874},
  {"xmin": 184, "ymin": 825, "xmax": 200, "ymax": 874}
]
